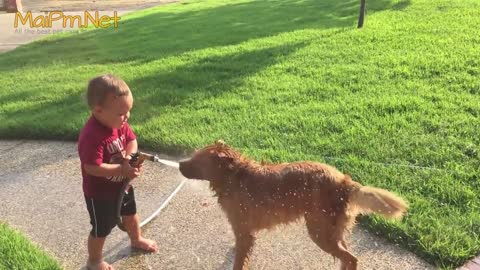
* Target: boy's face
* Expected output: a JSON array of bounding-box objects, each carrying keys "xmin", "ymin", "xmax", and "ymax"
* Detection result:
[{"xmin": 95, "ymin": 93, "xmax": 133, "ymax": 129}]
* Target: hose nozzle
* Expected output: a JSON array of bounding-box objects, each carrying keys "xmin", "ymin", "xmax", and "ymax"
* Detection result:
[{"xmin": 129, "ymin": 151, "xmax": 157, "ymax": 167}]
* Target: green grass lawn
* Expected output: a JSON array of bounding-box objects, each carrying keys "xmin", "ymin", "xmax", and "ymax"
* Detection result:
[
  {"xmin": 0, "ymin": 0, "xmax": 479, "ymax": 268},
  {"xmin": 0, "ymin": 223, "xmax": 62, "ymax": 270}
]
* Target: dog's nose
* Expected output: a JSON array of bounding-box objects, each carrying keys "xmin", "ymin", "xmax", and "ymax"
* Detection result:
[
  {"xmin": 179, "ymin": 159, "xmax": 186, "ymax": 167},
  {"xmin": 178, "ymin": 159, "xmax": 189, "ymax": 175}
]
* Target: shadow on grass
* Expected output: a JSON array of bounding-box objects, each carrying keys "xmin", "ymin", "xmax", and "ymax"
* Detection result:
[
  {"xmin": 0, "ymin": 92, "xmax": 86, "ymax": 141},
  {"xmin": 392, "ymin": 0, "xmax": 411, "ymax": 10},
  {"xmin": 130, "ymin": 41, "xmax": 307, "ymax": 123},
  {"xmin": 0, "ymin": 41, "xmax": 307, "ymax": 150},
  {"xmin": 0, "ymin": 0, "xmax": 406, "ymax": 70}
]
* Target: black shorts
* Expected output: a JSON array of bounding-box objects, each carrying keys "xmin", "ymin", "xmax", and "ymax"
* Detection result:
[{"xmin": 85, "ymin": 186, "xmax": 137, "ymax": 238}]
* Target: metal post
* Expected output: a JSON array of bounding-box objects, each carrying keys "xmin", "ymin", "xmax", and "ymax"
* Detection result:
[{"xmin": 357, "ymin": 0, "xmax": 366, "ymax": 28}]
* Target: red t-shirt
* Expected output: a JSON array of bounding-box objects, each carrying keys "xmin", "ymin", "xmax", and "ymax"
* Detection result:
[{"xmin": 77, "ymin": 115, "xmax": 136, "ymax": 200}]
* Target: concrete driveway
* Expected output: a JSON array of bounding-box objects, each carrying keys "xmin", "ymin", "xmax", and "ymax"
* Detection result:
[
  {"xmin": 20, "ymin": 0, "xmax": 177, "ymax": 12},
  {"xmin": 0, "ymin": 10, "xmax": 131, "ymax": 53},
  {"xmin": 0, "ymin": 0, "xmax": 175, "ymax": 53},
  {"xmin": 0, "ymin": 140, "xmax": 435, "ymax": 270}
]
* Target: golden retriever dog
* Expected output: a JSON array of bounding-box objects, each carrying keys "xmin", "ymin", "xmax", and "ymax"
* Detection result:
[{"xmin": 179, "ymin": 140, "xmax": 408, "ymax": 270}]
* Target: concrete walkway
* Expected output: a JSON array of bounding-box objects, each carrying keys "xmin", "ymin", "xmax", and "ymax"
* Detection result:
[
  {"xmin": 20, "ymin": 0, "xmax": 177, "ymax": 12},
  {"xmin": 0, "ymin": 10, "xmax": 132, "ymax": 53},
  {"xmin": 0, "ymin": 0, "xmax": 175, "ymax": 53},
  {"xmin": 0, "ymin": 140, "xmax": 435, "ymax": 270}
]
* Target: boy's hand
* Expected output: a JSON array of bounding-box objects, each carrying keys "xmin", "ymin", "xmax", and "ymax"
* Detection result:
[{"xmin": 121, "ymin": 159, "xmax": 141, "ymax": 180}]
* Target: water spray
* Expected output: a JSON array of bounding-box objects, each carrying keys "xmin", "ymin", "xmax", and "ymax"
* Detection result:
[{"xmin": 116, "ymin": 151, "xmax": 181, "ymax": 231}]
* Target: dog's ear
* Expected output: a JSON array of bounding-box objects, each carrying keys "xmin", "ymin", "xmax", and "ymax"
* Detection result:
[
  {"xmin": 218, "ymin": 151, "xmax": 232, "ymax": 160},
  {"xmin": 217, "ymin": 151, "xmax": 234, "ymax": 167}
]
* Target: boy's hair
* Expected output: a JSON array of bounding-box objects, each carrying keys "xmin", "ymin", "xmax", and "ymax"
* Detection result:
[{"xmin": 87, "ymin": 74, "xmax": 131, "ymax": 109}]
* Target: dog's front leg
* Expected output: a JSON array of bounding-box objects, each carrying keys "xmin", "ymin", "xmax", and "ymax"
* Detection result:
[{"xmin": 232, "ymin": 230, "xmax": 255, "ymax": 270}]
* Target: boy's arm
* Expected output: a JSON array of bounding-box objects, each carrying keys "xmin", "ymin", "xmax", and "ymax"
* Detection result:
[
  {"xmin": 84, "ymin": 163, "xmax": 124, "ymax": 178},
  {"xmin": 80, "ymin": 131, "xmax": 139, "ymax": 179},
  {"xmin": 84, "ymin": 162, "xmax": 139, "ymax": 179},
  {"xmin": 84, "ymin": 139, "xmax": 140, "ymax": 179},
  {"xmin": 125, "ymin": 139, "xmax": 138, "ymax": 158},
  {"xmin": 124, "ymin": 122, "xmax": 137, "ymax": 158}
]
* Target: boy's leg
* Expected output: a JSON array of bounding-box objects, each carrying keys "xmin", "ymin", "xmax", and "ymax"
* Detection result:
[
  {"xmin": 120, "ymin": 187, "xmax": 158, "ymax": 252},
  {"xmin": 122, "ymin": 214, "xmax": 158, "ymax": 252},
  {"xmin": 85, "ymin": 197, "xmax": 116, "ymax": 270},
  {"xmin": 87, "ymin": 234, "xmax": 114, "ymax": 270},
  {"xmin": 87, "ymin": 234, "xmax": 105, "ymax": 262}
]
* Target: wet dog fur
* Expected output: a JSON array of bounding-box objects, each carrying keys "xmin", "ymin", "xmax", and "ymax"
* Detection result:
[{"xmin": 179, "ymin": 140, "xmax": 408, "ymax": 270}]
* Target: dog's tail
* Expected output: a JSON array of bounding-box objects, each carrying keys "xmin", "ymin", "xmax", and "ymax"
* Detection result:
[{"xmin": 350, "ymin": 185, "xmax": 408, "ymax": 220}]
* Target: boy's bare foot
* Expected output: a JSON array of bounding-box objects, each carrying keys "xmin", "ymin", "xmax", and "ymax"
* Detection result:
[
  {"xmin": 131, "ymin": 237, "xmax": 158, "ymax": 252},
  {"xmin": 86, "ymin": 260, "xmax": 114, "ymax": 270}
]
